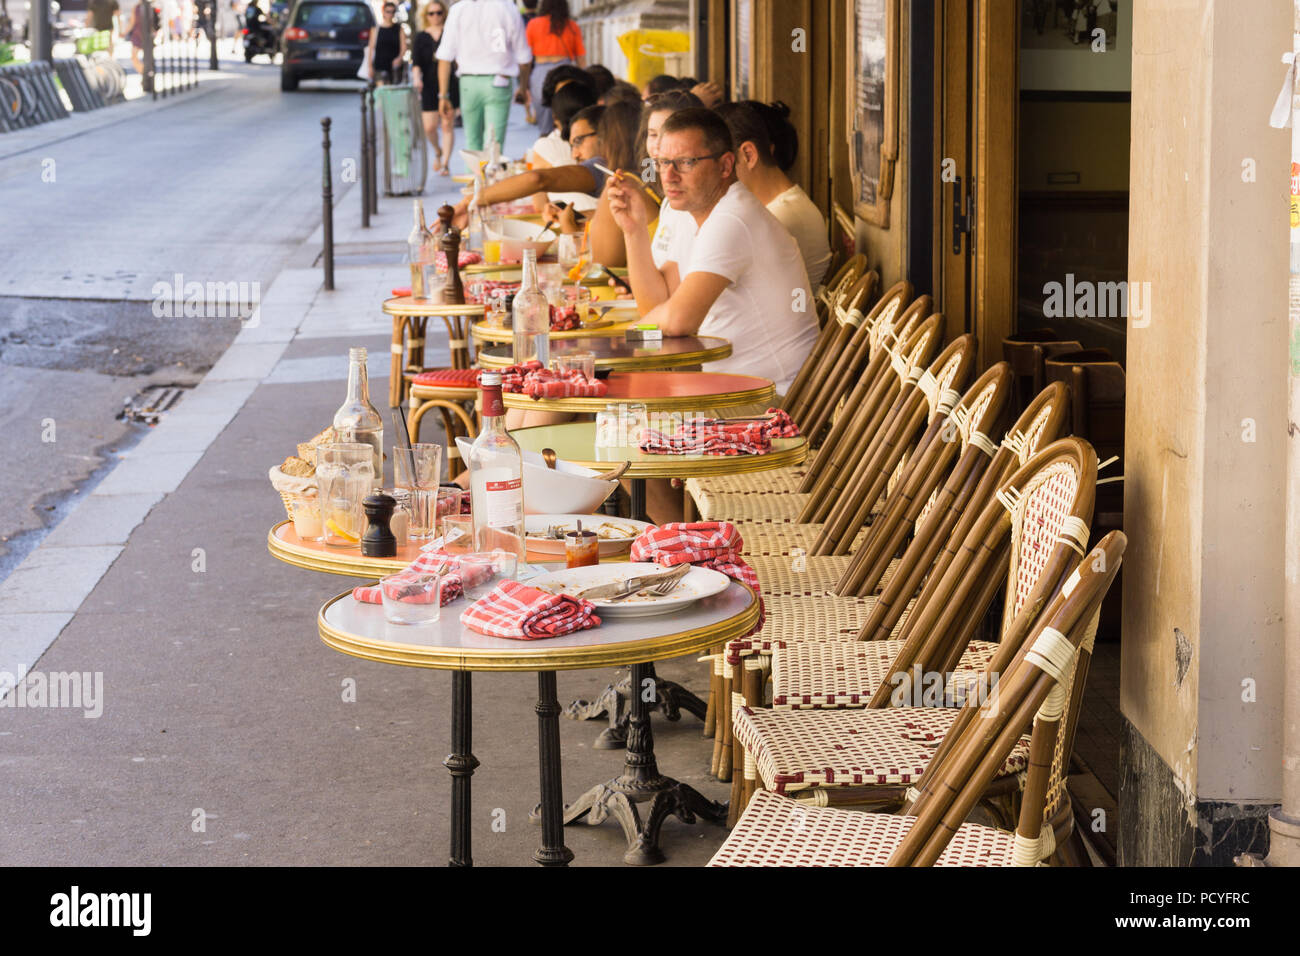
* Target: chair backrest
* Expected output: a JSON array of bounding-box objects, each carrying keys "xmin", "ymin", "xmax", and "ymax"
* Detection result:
[
  {"xmin": 836, "ymin": 362, "xmax": 1014, "ymax": 599},
  {"xmin": 887, "ymin": 530, "xmax": 1126, "ymax": 866},
  {"xmin": 815, "ymin": 252, "xmax": 867, "ymax": 315},
  {"xmin": 867, "ymin": 437, "xmax": 1098, "ymax": 708},
  {"xmin": 785, "ymin": 270, "xmax": 884, "ymax": 421},
  {"xmin": 814, "ymin": 333, "xmax": 979, "ymax": 556},
  {"xmin": 800, "ymin": 315, "xmax": 948, "ymax": 528}
]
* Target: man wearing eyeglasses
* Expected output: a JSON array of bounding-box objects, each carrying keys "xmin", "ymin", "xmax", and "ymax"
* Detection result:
[
  {"xmin": 607, "ymin": 108, "xmax": 817, "ymax": 397},
  {"xmin": 436, "ymin": 0, "xmax": 533, "ymax": 155}
]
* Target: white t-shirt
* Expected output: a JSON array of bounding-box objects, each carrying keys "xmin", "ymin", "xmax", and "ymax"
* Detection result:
[
  {"xmin": 767, "ymin": 184, "xmax": 832, "ymax": 290},
  {"xmin": 650, "ymin": 200, "xmax": 694, "ymax": 270},
  {"xmin": 435, "ymin": 0, "xmax": 532, "ymax": 77},
  {"xmin": 528, "ymin": 130, "xmax": 598, "ymax": 212},
  {"xmin": 680, "ymin": 182, "xmax": 818, "ymax": 395}
]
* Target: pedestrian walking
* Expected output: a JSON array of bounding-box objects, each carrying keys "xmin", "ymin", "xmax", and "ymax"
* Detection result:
[
  {"xmin": 125, "ymin": 0, "xmax": 153, "ymax": 76},
  {"xmin": 435, "ymin": 0, "xmax": 532, "ymax": 155},
  {"xmin": 368, "ymin": 3, "xmax": 407, "ymax": 85},
  {"xmin": 412, "ymin": 1, "xmax": 458, "ymax": 176},
  {"xmin": 525, "ymin": 0, "xmax": 584, "ymax": 136}
]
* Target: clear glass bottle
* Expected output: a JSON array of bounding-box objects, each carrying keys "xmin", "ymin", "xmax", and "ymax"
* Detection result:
[
  {"xmin": 407, "ymin": 199, "xmax": 428, "ymax": 298},
  {"xmin": 468, "ymin": 371, "xmax": 526, "ymax": 560},
  {"xmin": 511, "ymin": 248, "xmax": 550, "ymax": 367},
  {"xmin": 333, "ymin": 347, "xmax": 384, "ymax": 487},
  {"xmin": 467, "ymin": 179, "xmax": 485, "ymax": 254}
]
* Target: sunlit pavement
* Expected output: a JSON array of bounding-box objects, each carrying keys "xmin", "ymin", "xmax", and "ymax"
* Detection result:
[{"xmin": 1, "ymin": 65, "xmax": 730, "ymax": 867}]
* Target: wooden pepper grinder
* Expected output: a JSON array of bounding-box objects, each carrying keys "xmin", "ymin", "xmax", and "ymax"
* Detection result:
[
  {"xmin": 437, "ymin": 204, "xmax": 465, "ymax": 306},
  {"xmin": 361, "ymin": 492, "xmax": 398, "ymax": 558}
]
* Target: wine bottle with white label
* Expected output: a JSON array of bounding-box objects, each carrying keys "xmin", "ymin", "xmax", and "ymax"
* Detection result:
[{"xmin": 467, "ymin": 371, "xmax": 526, "ymax": 560}]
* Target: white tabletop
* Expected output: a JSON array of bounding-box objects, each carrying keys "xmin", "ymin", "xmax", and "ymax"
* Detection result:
[{"xmin": 318, "ymin": 581, "xmax": 758, "ymax": 672}]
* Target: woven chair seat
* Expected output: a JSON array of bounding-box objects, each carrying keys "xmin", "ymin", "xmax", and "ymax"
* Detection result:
[
  {"xmin": 731, "ymin": 705, "xmax": 1030, "ymax": 794},
  {"xmin": 770, "ymin": 640, "xmax": 999, "ymax": 709},
  {"xmin": 686, "ymin": 467, "xmax": 809, "ymax": 498},
  {"xmin": 747, "ymin": 554, "xmax": 854, "ymax": 595},
  {"xmin": 724, "ymin": 595, "xmax": 913, "ymax": 663},
  {"xmin": 737, "ymin": 523, "xmax": 868, "ymax": 556},
  {"xmin": 696, "ymin": 490, "xmax": 809, "ymax": 523},
  {"xmin": 708, "ymin": 790, "xmax": 1018, "ymax": 867}
]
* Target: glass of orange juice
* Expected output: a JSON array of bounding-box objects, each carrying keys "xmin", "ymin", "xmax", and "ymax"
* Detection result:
[{"xmin": 483, "ymin": 237, "xmax": 503, "ymax": 265}]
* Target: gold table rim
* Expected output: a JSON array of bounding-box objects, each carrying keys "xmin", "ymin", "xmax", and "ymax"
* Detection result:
[
  {"xmin": 316, "ymin": 583, "xmax": 759, "ymax": 671},
  {"xmin": 382, "ymin": 296, "xmax": 487, "ymax": 318},
  {"xmin": 476, "ymin": 339, "xmax": 732, "ymax": 370},
  {"xmin": 501, "ymin": 378, "xmax": 774, "ymax": 413},
  {"xmin": 471, "ymin": 318, "xmax": 639, "ymax": 343},
  {"xmin": 268, "ymin": 521, "xmax": 412, "ymax": 578}
]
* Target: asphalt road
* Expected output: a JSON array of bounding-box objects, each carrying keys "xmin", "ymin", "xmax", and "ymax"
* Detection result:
[{"xmin": 0, "ymin": 56, "xmax": 363, "ymax": 576}]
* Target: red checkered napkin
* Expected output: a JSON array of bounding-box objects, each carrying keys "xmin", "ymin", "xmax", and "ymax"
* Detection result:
[
  {"xmin": 629, "ymin": 522, "xmax": 764, "ymax": 633},
  {"xmin": 523, "ymin": 367, "xmax": 608, "ymax": 400},
  {"xmin": 478, "ymin": 360, "xmax": 543, "ymax": 393},
  {"xmin": 460, "ymin": 580, "xmax": 602, "ymax": 640},
  {"xmin": 435, "ymin": 249, "xmax": 484, "ymax": 271},
  {"xmin": 352, "ymin": 550, "xmax": 464, "ymax": 606},
  {"xmin": 466, "ymin": 279, "xmax": 521, "ymax": 305},
  {"xmin": 638, "ymin": 423, "xmax": 770, "ymax": 456}
]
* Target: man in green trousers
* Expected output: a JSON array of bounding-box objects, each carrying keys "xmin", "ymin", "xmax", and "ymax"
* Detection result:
[{"xmin": 436, "ymin": 0, "xmax": 533, "ymax": 158}]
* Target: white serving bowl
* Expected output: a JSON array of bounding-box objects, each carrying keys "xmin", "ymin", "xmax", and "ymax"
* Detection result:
[
  {"xmin": 455, "ymin": 438, "xmax": 616, "ymax": 515},
  {"xmin": 486, "ymin": 218, "xmax": 557, "ymax": 264}
]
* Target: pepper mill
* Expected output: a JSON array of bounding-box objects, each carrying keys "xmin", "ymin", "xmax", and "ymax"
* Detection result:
[
  {"xmin": 437, "ymin": 204, "xmax": 465, "ymax": 305},
  {"xmin": 361, "ymin": 492, "xmax": 398, "ymax": 558}
]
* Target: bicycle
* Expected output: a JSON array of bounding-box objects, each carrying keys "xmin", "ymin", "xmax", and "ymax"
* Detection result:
[{"xmin": 0, "ymin": 74, "xmax": 20, "ymax": 124}]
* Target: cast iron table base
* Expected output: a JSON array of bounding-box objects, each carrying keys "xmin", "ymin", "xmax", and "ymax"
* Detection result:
[
  {"xmin": 564, "ymin": 662, "xmax": 708, "ymax": 749},
  {"xmin": 549, "ymin": 661, "xmax": 728, "ymax": 865}
]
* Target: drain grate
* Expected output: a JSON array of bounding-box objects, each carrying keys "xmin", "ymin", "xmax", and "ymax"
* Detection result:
[{"xmin": 120, "ymin": 384, "xmax": 191, "ymax": 425}]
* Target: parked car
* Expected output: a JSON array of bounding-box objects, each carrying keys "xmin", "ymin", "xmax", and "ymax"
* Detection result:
[{"xmin": 279, "ymin": 0, "xmax": 371, "ymax": 92}]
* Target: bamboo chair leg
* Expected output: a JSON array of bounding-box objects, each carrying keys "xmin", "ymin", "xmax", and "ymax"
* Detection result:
[
  {"xmin": 711, "ymin": 666, "xmax": 732, "ymax": 780},
  {"xmin": 728, "ymin": 732, "xmax": 747, "ymax": 826},
  {"xmin": 702, "ymin": 650, "xmax": 721, "ymax": 739}
]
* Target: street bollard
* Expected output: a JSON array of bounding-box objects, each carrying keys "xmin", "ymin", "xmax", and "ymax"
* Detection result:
[
  {"xmin": 322, "ymin": 117, "xmax": 335, "ymax": 292},
  {"xmin": 143, "ymin": 4, "xmax": 155, "ymax": 98},
  {"xmin": 367, "ymin": 84, "xmax": 379, "ymax": 214},
  {"xmin": 208, "ymin": 1, "xmax": 219, "ymax": 71},
  {"xmin": 360, "ymin": 88, "xmax": 371, "ymax": 228}
]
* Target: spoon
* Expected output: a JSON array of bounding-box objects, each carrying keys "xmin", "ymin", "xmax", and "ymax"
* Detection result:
[
  {"xmin": 542, "ymin": 448, "xmax": 558, "ymax": 470},
  {"xmin": 593, "ymin": 461, "xmax": 630, "ymax": 481}
]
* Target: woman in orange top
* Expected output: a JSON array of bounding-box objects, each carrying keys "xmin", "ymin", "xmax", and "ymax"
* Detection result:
[{"xmin": 526, "ymin": 0, "xmax": 586, "ymax": 136}]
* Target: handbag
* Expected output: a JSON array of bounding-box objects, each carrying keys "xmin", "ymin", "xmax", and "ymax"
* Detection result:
[{"xmin": 356, "ymin": 43, "xmax": 371, "ymax": 80}]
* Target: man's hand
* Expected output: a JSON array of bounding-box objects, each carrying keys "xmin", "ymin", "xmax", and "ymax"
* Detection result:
[
  {"xmin": 691, "ymin": 81, "xmax": 724, "ymax": 109},
  {"xmin": 452, "ymin": 198, "xmax": 470, "ymax": 230},
  {"xmin": 604, "ymin": 174, "xmax": 649, "ymax": 236},
  {"xmin": 439, "ymin": 96, "xmax": 453, "ymax": 120}
]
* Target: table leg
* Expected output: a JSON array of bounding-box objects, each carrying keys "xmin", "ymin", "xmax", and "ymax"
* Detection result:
[
  {"xmin": 444, "ymin": 671, "xmax": 478, "ymax": 867},
  {"xmin": 533, "ymin": 672, "xmax": 574, "ymax": 867},
  {"xmin": 628, "ymin": 478, "xmax": 651, "ymax": 523},
  {"xmin": 565, "ymin": 663, "xmax": 708, "ymax": 749},
  {"xmin": 559, "ymin": 661, "xmax": 727, "ymax": 866},
  {"xmin": 390, "ymin": 315, "xmax": 405, "ymax": 408}
]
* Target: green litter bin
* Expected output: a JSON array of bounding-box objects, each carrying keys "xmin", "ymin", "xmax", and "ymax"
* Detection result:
[{"xmin": 374, "ymin": 85, "xmax": 427, "ymax": 197}]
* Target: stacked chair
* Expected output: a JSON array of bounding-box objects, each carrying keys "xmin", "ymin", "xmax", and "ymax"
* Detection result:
[{"xmin": 709, "ymin": 530, "xmax": 1126, "ymax": 866}]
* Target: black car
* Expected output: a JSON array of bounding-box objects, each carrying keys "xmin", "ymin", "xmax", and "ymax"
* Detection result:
[{"xmin": 279, "ymin": 0, "xmax": 372, "ymax": 92}]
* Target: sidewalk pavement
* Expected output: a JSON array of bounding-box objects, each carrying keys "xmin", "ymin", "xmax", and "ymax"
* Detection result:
[{"xmin": 0, "ymin": 101, "xmax": 733, "ymax": 867}]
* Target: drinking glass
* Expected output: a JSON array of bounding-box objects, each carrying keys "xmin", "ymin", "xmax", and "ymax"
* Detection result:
[
  {"xmin": 456, "ymin": 550, "xmax": 519, "ymax": 601},
  {"xmin": 385, "ymin": 488, "xmax": 411, "ymax": 547},
  {"xmin": 484, "ymin": 289, "xmax": 510, "ymax": 328},
  {"xmin": 538, "ymin": 262, "xmax": 564, "ymax": 292},
  {"xmin": 558, "ymin": 350, "xmax": 596, "ymax": 380},
  {"xmin": 317, "ymin": 443, "xmax": 374, "ymax": 548},
  {"xmin": 442, "ymin": 513, "xmax": 476, "ymax": 554},
  {"xmin": 394, "ymin": 443, "xmax": 444, "ymax": 538},
  {"xmin": 285, "ymin": 492, "xmax": 324, "ymax": 542},
  {"xmin": 566, "ymin": 286, "xmax": 594, "ymax": 325},
  {"xmin": 557, "ymin": 234, "xmax": 583, "ymax": 271},
  {"xmin": 380, "ymin": 571, "xmax": 447, "ymax": 626}
]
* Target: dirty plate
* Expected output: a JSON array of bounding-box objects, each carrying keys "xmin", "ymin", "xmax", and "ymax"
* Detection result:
[
  {"xmin": 527, "ymin": 562, "xmax": 731, "ymax": 618},
  {"xmin": 524, "ymin": 515, "xmax": 652, "ymax": 556}
]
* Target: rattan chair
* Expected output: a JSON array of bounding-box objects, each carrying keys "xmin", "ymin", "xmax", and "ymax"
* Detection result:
[
  {"xmin": 708, "ymin": 530, "xmax": 1125, "ymax": 866},
  {"xmin": 729, "ymin": 438, "xmax": 1098, "ymax": 812}
]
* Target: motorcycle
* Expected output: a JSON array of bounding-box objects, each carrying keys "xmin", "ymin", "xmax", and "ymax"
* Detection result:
[{"xmin": 241, "ymin": 9, "xmax": 276, "ymax": 62}]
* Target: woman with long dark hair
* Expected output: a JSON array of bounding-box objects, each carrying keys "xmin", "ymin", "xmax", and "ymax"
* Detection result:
[
  {"xmin": 412, "ymin": 1, "xmax": 459, "ymax": 176},
  {"xmin": 524, "ymin": 0, "xmax": 586, "ymax": 135}
]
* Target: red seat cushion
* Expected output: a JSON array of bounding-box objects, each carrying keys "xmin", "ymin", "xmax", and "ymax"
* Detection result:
[{"xmin": 412, "ymin": 367, "xmax": 480, "ymax": 388}]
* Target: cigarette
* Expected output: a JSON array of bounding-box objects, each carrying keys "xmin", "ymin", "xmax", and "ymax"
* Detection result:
[{"xmin": 594, "ymin": 164, "xmax": 663, "ymax": 206}]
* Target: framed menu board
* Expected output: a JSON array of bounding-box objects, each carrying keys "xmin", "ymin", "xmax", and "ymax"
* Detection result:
[
  {"xmin": 847, "ymin": 0, "xmax": 898, "ymax": 226},
  {"xmin": 732, "ymin": 0, "xmax": 752, "ymax": 101}
]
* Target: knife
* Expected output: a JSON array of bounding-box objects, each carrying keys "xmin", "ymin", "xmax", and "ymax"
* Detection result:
[{"xmin": 575, "ymin": 567, "xmax": 684, "ymax": 600}]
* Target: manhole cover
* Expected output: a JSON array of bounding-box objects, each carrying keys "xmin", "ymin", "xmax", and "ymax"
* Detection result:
[{"xmin": 120, "ymin": 384, "xmax": 191, "ymax": 425}]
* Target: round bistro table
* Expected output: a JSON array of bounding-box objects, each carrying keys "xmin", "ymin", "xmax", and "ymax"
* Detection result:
[
  {"xmin": 501, "ymin": 370, "xmax": 774, "ymax": 416},
  {"xmin": 381, "ymin": 297, "xmax": 486, "ymax": 408},
  {"xmin": 476, "ymin": 335, "xmax": 731, "ymax": 372},
  {"xmin": 318, "ymin": 580, "xmax": 759, "ymax": 866}
]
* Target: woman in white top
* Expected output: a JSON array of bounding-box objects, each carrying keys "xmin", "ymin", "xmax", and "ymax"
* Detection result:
[{"xmin": 715, "ymin": 100, "xmax": 832, "ymax": 290}]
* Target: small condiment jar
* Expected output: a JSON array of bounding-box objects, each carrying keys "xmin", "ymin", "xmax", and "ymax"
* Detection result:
[{"xmin": 565, "ymin": 529, "xmax": 600, "ymax": 569}]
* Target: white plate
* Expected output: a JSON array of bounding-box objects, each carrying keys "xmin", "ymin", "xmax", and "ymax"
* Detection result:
[
  {"xmin": 524, "ymin": 514, "xmax": 652, "ymax": 556},
  {"xmin": 527, "ymin": 562, "xmax": 732, "ymax": 618}
]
